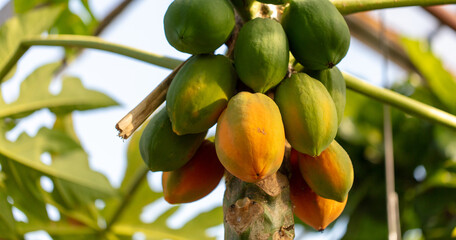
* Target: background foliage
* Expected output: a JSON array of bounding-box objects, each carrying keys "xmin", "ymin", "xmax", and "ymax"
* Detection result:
[{"xmin": 0, "ymin": 1, "xmax": 455, "ymax": 240}]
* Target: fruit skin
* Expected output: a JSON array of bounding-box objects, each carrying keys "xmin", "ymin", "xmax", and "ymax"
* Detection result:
[
  {"xmin": 297, "ymin": 140, "xmax": 354, "ymax": 202},
  {"xmin": 166, "ymin": 54, "xmax": 237, "ymax": 135},
  {"xmin": 256, "ymin": 0, "xmax": 289, "ymax": 4},
  {"xmin": 308, "ymin": 67, "xmax": 346, "ymax": 125},
  {"xmin": 275, "ymin": 73, "xmax": 338, "ymax": 157},
  {"xmin": 215, "ymin": 92, "xmax": 285, "ymax": 183},
  {"xmin": 234, "ymin": 18, "xmax": 289, "ymax": 93},
  {"xmin": 289, "ymin": 149, "xmax": 347, "ymax": 231},
  {"xmin": 281, "ymin": 0, "xmax": 350, "ymax": 70},
  {"xmin": 162, "ymin": 140, "xmax": 225, "ymax": 204},
  {"xmin": 139, "ymin": 108, "xmax": 207, "ymax": 172},
  {"xmin": 163, "ymin": 0, "xmax": 235, "ymax": 54}
]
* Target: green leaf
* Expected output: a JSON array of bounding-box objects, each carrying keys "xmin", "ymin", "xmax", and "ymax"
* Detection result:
[
  {"xmin": 0, "ymin": 124, "xmax": 116, "ymax": 196},
  {"xmin": 0, "ymin": 62, "xmax": 118, "ymax": 119},
  {"xmin": 0, "ymin": 187, "xmax": 18, "ymax": 239},
  {"xmin": 13, "ymin": 0, "xmax": 67, "ymax": 13},
  {"xmin": 0, "ymin": 156, "xmax": 50, "ymax": 223},
  {"xmin": 0, "ymin": 5, "xmax": 64, "ymax": 82},
  {"xmin": 401, "ymin": 38, "xmax": 456, "ymax": 113}
]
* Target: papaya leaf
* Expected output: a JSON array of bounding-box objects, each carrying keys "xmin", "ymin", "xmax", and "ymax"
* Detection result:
[
  {"xmin": 0, "ymin": 5, "xmax": 64, "ymax": 82},
  {"xmin": 104, "ymin": 126, "xmax": 223, "ymax": 240},
  {"xmin": 0, "ymin": 155, "xmax": 50, "ymax": 224},
  {"xmin": 0, "ymin": 62, "xmax": 118, "ymax": 119},
  {"xmin": 0, "ymin": 124, "xmax": 116, "ymax": 196},
  {"xmin": 13, "ymin": 0, "xmax": 67, "ymax": 13},
  {"xmin": 0, "ymin": 187, "xmax": 19, "ymax": 239},
  {"xmin": 400, "ymin": 38, "xmax": 456, "ymax": 114}
]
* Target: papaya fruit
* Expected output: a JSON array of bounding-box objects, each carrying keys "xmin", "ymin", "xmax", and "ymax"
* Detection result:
[
  {"xmin": 163, "ymin": 0, "xmax": 235, "ymax": 54},
  {"xmin": 275, "ymin": 73, "xmax": 338, "ymax": 157},
  {"xmin": 289, "ymin": 149, "xmax": 347, "ymax": 231},
  {"xmin": 139, "ymin": 108, "xmax": 207, "ymax": 172},
  {"xmin": 281, "ymin": 0, "xmax": 350, "ymax": 70},
  {"xmin": 307, "ymin": 67, "xmax": 346, "ymax": 125},
  {"xmin": 234, "ymin": 18, "xmax": 289, "ymax": 93},
  {"xmin": 215, "ymin": 92, "xmax": 285, "ymax": 182},
  {"xmin": 162, "ymin": 140, "xmax": 225, "ymax": 204},
  {"xmin": 297, "ymin": 140, "xmax": 354, "ymax": 202},
  {"xmin": 167, "ymin": 54, "xmax": 237, "ymax": 135}
]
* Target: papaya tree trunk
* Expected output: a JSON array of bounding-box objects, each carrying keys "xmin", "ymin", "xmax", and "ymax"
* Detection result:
[{"xmin": 223, "ymin": 170, "xmax": 295, "ymax": 239}]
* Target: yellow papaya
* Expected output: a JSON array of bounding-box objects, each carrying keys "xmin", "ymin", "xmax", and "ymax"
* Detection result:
[
  {"xmin": 215, "ymin": 92, "xmax": 285, "ymax": 183},
  {"xmin": 234, "ymin": 18, "xmax": 289, "ymax": 93},
  {"xmin": 281, "ymin": 0, "xmax": 350, "ymax": 70},
  {"xmin": 275, "ymin": 73, "xmax": 338, "ymax": 157},
  {"xmin": 297, "ymin": 140, "xmax": 354, "ymax": 202},
  {"xmin": 308, "ymin": 67, "xmax": 346, "ymax": 125},
  {"xmin": 162, "ymin": 140, "xmax": 225, "ymax": 204},
  {"xmin": 139, "ymin": 108, "xmax": 207, "ymax": 172},
  {"xmin": 289, "ymin": 149, "xmax": 347, "ymax": 231},
  {"xmin": 164, "ymin": 0, "xmax": 235, "ymax": 54},
  {"xmin": 167, "ymin": 54, "xmax": 237, "ymax": 135}
]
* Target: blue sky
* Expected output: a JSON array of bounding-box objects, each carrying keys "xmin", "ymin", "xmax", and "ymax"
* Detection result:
[{"xmin": 1, "ymin": 0, "xmax": 456, "ymax": 239}]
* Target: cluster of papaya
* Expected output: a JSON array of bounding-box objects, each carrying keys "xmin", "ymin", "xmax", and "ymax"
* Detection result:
[{"xmin": 139, "ymin": 0, "xmax": 355, "ymax": 231}]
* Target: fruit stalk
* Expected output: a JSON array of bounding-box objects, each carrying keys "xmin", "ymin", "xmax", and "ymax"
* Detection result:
[{"xmin": 223, "ymin": 170, "xmax": 295, "ymax": 239}]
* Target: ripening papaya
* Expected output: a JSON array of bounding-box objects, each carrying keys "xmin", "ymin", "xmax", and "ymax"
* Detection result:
[
  {"xmin": 289, "ymin": 149, "xmax": 347, "ymax": 231},
  {"xmin": 162, "ymin": 140, "xmax": 225, "ymax": 204},
  {"xmin": 281, "ymin": 0, "xmax": 350, "ymax": 70},
  {"xmin": 275, "ymin": 73, "xmax": 338, "ymax": 157},
  {"xmin": 307, "ymin": 67, "xmax": 346, "ymax": 125},
  {"xmin": 215, "ymin": 92, "xmax": 285, "ymax": 182},
  {"xmin": 139, "ymin": 108, "xmax": 207, "ymax": 172},
  {"xmin": 163, "ymin": 0, "xmax": 235, "ymax": 54},
  {"xmin": 167, "ymin": 54, "xmax": 237, "ymax": 135},
  {"xmin": 297, "ymin": 140, "xmax": 354, "ymax": 202},
  {"xmin": 234, "ymin": 18, "xmax": 289, "ymax": 93}
]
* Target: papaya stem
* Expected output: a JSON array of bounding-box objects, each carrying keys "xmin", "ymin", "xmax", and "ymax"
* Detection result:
[
  {"xmin": 0, "ymin": 35, "xmax": 182, "ymax": 82},
  {"xmin": 115, "ymin": 60, "xmax": 186, "ymax": 139},
  {"xmin": 331, "ymin": 0, "xmax": 456, "ymax": 15},
  {"xmin": 343, "ymin": 72, "xmax": 456, "ymax": 130}
]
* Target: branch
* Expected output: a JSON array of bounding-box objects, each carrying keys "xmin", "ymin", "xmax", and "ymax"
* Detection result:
[
  {"xmin": 116, "ymin": 60, "xmax": 186, "ymax": 139},
  {"xmin": 331, "ymin": 0, "xmax": 456, "ymax": 15},
  {"xmin": 0, "ymin": 35, "xmax": 183, "ymax": 81},
  {"xmin": 343, "ymin": 72, "xmax": 456, "ymax": 130}
]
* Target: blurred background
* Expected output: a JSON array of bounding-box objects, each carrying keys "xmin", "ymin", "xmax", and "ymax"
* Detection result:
[{"xmin": 0, "ymin": 0, "xmax": 455, "ymax": 239}]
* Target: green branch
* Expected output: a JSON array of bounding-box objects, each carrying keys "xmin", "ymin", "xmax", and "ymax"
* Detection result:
[
  {"xmin": 331, "ymin": 0, "xmax": 456, "ymax": 15},
  {"xmin": 343, "ymin": 72, "xmax": 456, "ymax": 129},
  {"xmin": 0, "ymin": 35, "xmax": 183, "ymax": 81},
  {"xmin": 2, "ymin": 34, "xmax": 456, "ymax": 130}
]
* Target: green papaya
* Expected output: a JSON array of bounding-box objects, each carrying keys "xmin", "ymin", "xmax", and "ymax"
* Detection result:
[
  {"xmin": 275, "ymin": 73, "xmax": 338, "ymax": 156},
  {"xmin": 139, "ymin": 108, "xmax": 207, "ymax": 172},
  {"xmin": 297, "ymin": 140, "xmax": 354, "ymax": 202},
  {"xmin": 281, "ymin": 0, "xmax": 350, "ymax": 70},
  {"xmin": 234, "ymin": 18, "xmax": 289, "ymax": 93},
  {"xmin": 164, "ymin": 0, "xmax": 235, "ymax": 54},
  {"xmin": 256, "ymin": 0, "xmax": 290, "ymax": 4},
  {"xmin": 167, "ymin": 54, "xmax": 237, "ymax": 135},
  {"xmin": 307, "ymin": 67, "xmax": 346, "ymax": 125}
]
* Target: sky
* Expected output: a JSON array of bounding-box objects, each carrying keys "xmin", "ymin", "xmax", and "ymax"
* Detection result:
[{"xmin": 1, "ymin": 0, "xmax": 456, "ymax": 239}]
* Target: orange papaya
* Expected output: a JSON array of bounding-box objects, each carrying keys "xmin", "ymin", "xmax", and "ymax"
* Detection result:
[
  {"xmin": 215, "ymin": 92, "xmax": 285, "ymax": 183},
  {"xmin": 275, "ymin": 73, "xmax": 338, "ymax": 157},
  {"xmin": 139, "ymin": 108, "xmax": 207, "ymax": 172},
  {"xmin": 297, "ymin": 140, "xmax": 354, "ymax": 202},
  {"xmin": 162, "ymin": 140, "xmax": 225, "ymax": 204},
  {"xmin": 289, "ymin": 149, "xmax": 347, "ymax": 231},
  {"xmin": 167, "ymin": 54, "xmax": 237, "ymax": 135}
]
